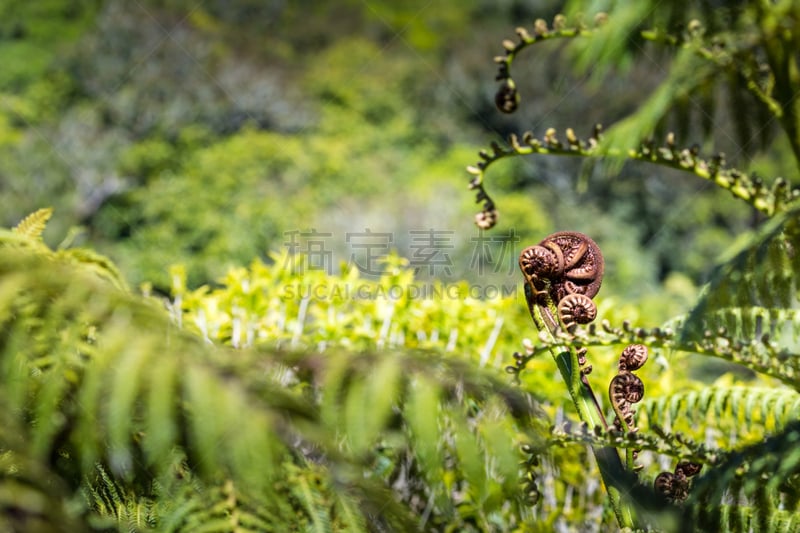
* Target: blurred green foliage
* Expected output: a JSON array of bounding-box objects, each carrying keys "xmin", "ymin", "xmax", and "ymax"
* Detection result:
[
  {"xmin": 0, "ymin": 0, "xmax": 768, "ymax": 303},
  {"xmin": 2, "ymin": 0, "xmax": 800, "ymax": 530}
]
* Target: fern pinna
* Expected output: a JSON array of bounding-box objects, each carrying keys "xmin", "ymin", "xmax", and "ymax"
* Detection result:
[{"xmin": 480, "ymin": 3, "xmax": 800, "ymax": 532}]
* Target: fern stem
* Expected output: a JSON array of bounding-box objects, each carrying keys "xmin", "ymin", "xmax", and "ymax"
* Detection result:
[
  {"xmin": 610, "ymin": 396, "xmax": 637, "ymax": 471},
  {"xmin": 530, "ymin": 302, "xmax": 637, "ymax": 529}
]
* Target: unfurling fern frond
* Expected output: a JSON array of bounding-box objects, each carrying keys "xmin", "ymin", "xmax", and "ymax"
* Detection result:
[
  {"xmin": 500, "ymin": 4, "xmax": 786, "ymax": 148},
  {"xmin": 474, "ymin": 5, "xmax": 800, "ymax": 230},
  {"xmin": 467, "ymin": 124, "xmax": 797, "ymax": 229}
]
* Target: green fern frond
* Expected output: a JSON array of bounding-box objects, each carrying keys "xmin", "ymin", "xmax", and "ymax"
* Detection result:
[
  {"xmin": 0, "ymin": 247, "xmax": 549, "ymax": 531},
  {"xmin": 0, "ymin": 228, "xmax": 51, "ymax": 255},
  {"xmin": 11, "ymin": 208, "xmax": 53, "ymax": 240},
  {"xmin": 0, "ymin": 448, "xmax": 90, "ymax": 532},
  {"xmin": 181, "ymin": 479, "xmax": 279, "ymax": 533},
  {"xmin": 641, "ymin": 386, "xmax": 800, "ymax": 435},
  {"xmin": 596, "ymin": 48, "xmax": 715, "ymax": 162},
  {"xmin": 684, "ymin": 420, "xmax": 800, "ymax": 531},
  {"xmin": 564, "ymin": 2, "xmax": 785, "ymax": 155},
  {"xmin": 679, "ymin": 205, "xmax": 800, "ymax": 377},
  {"xmin": 84, "ymin": 463, "xmax": 159, "ymax": 531},
  {"xmin": 277, "ymin": 347, "xmax": 546, "ymax": 528},
  {"xmin": 2, "ymin": 210, "xmax": 129, "ymax": 291},
  {"xmin": 0, "ymin": 250, "xmax": 316, "ymax": 523},
  {"xmin": 510, "ymin": 313, "xmax": 800, "ymax": 389},
  {"xmin": 55, "ymin": 247, "xmax": 129, "ymax": 291},
  {"xmin": 147, "ymin": 471, "xmax": 307, "ymax": 533},
  {"xmin": 692, "ymin": 306, "xmax": 800, "ymax": 344},
  {"xmin": 641, "ymin": 25, "xmax": 782, "ymax": 120},
  {"xmin": 711, "ymin": 505, "xmax": 800, "ymax": 533}
]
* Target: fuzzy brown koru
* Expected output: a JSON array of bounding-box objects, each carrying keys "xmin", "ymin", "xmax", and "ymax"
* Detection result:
[{"xmin": 519, "ymin": 231, "xmax": 604, "ymax": 331}]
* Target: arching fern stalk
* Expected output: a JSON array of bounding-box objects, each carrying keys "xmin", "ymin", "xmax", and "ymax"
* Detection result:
[{"xmin": 474, "ymin": 5, "xmax": 800, "ymax": 532}]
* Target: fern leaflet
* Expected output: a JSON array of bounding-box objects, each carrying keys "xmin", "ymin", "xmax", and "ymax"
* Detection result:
[{"xmin": 11, "ymin": 208, "xmax": 52, "ymax": 240}]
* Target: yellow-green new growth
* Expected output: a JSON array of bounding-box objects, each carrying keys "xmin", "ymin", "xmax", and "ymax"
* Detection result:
[{"xmin": 12, "ymin": 207, "xmax": 52, "ymax": 240}]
